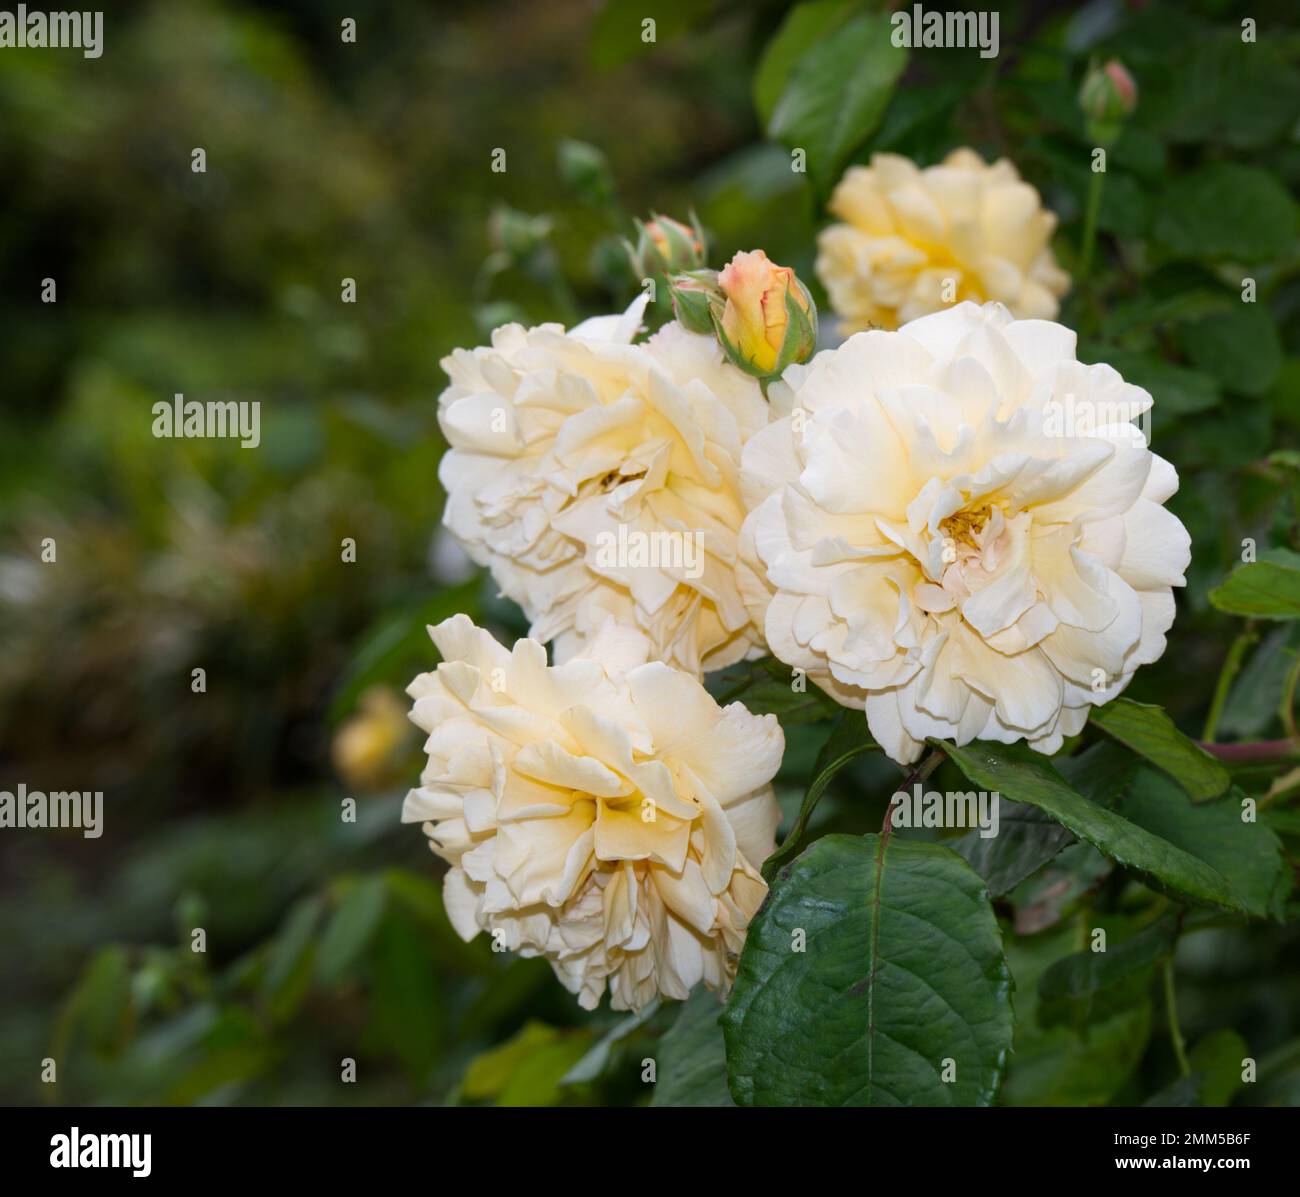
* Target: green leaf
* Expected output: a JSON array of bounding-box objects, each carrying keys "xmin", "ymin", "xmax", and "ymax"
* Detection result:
[
  {"xmin": 1056, "ymin": 739, "xmax": 1139, "ymax": 808},
  {"xmin": 561, "ymin": 1002, "xmax": 658, "ymax": 1086},
  {"xmin": 259, "ymin": 895, "xmax": 324, "ymax": 1020},
  {"xmin": 1010, "ymin": 843, "xmax": 1113, "ymax": 935},
  {"xmin": 954, "ymin": 800, "xmax": 1074, "ymax": 898},
  {"xmin": 762, "ymin": 709, "xmax": 878, "ymax": 881},
  {"xmin": 60, "ymin": 945, "xmax": 134, "ymax": 1057},
  {"xmin": 366, "ymin": 911, "xmax": 444, "ymax": 1083},
  {"xmin": 711, "ymin": 656, "xmax": 842, "ymax": 725},
  {"xmin": 1178, "ymin": 306, "xmax": 1283, "ymax": 398},
  {"xmin": 1137, "ymin": 31, "xmax": 1300, "ymax": 150},
  {"xmin": 1189, "ymin": 1029, "xmax": 1249, "ymax": 1107},
  {"xmin": 1117, "ymin": 768, "xmax": 1290, "ymax": 920},
  {"xmin": 1001, "ymin": 924, "xmax": 1151, "ymax": 1107},
  {"xmin": 1037, "ymin": 915, "xmax": 1176, "ymax": 1029},
  {"xmin": 1153, "ymin": 164, "xmax": 1297, "ymax": 263},
  {"xmin": 767, "ymin": 12, "xmax": 908, "ymax": 192},
  {"xmin": 1221, "ymin": 626, "xmax": 1300, "ymax": 738},
  {"xmin": 1089, "ymin": 698, "xmax": 1230, "ymax": 802},
  {"xmin": 937, "ymin": 741, "xmax": 1245, "ymax": 914},
  {"xmin": 959, "ymin": 735, "xmax": 1140, "ymax": 899},
  {"xmin": 1210, "ymin": 548, "xmax": 1300, "ymax": 620},
  {"xmin": 722, "ymin": 834, "xmax": 1013, "ymax": 1106},
  {"xmin": 753, "ymin": 0, "xmax": 862, "ymax": 126},
  {"xmin": 1144, "ymin": 1074, "xmax": 1203, "ymax": 1106},
  {"xmin": 651, "ymin": 988, "xmax": 734, "ymax": 1107},
  {"xmin": 316, "ymin": 875, "xmax": 387, "ymax": 987},
  {"xmin": 463, "ymin": 1021, "xmax": 589, "ymax": 1106},
  {"xmin": 1240, "ymin": 1036, "xmax": 1300, "ymax": 1106}
]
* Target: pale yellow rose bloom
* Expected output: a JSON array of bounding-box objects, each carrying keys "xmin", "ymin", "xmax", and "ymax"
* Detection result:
[
  {"xmin": 402, "ymin": 616, "xmax": 784, "ymax": 1012},
  {"xmin": 739, "ymin": 302, "xmax": 1189, "ymax": 765},
  {"xmin": 816, "ymin": 149, "xmax": 1070, "ymax": 332},
  {"xmin": 437, "ymin": 295, "xmax": 771, "ymax": 676}
]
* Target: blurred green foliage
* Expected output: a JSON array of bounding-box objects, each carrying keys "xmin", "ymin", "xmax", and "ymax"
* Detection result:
[{"xmin": 1, "ymin": 0, "xmax": 1299, "ymax": 1107}]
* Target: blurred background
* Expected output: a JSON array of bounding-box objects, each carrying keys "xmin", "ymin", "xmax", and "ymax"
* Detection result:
[{"xmin": 1, "ymin": 0, "xmax": 1298, "ymax": 1106}]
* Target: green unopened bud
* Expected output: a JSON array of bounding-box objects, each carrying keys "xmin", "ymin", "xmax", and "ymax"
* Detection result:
[
  {"xmin": 489, "ymin": 205, "xmax": 553, "ymax": 260},
  {"xmin": 627, "ymin": 212, "xmax": 706, "ymax": 280},
  {"xmin": 1079, "ymin": 59, "xmax": 1137, "ymax": 145},
  {"xmin": 667, "ymin": 269, "xmax": 722, "ymax": 335}
]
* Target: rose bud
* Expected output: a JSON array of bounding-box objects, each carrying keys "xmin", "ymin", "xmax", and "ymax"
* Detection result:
[
  {"xmin": 1079, "ymin": 58, "xmax": 1137, "ymax": 144},
  {"xmin": 715, "ymin": 249, "xmax": 817, "ymax": 378},
  {"xmin": 666, "ymin": 268, "xmax": 723, "ymax": 335},
  {"xmin": 627, "ymin": 212, "xmax": 707, "ymax": 279}
]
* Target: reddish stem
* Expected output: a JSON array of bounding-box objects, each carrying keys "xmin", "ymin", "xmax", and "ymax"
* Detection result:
[{"xmin": 1197, "ymin": 739, "xmax": 1300, "ymax": 764}]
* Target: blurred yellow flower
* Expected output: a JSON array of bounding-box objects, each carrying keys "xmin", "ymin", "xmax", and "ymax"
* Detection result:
[
  {"xmin": 332, "ymin": 686, "xmax": 414, "ymax": 792},
  {"xmin": 816, "ymin": 149, "xmax": 1070, "ymax": 332}
]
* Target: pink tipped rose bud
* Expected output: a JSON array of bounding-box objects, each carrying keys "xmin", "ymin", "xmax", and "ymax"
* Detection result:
[
  {"xmin": 628, "ymin": 212, "xmax": 706, "ymax": 278},
  {"xmin": 716, "ymin": 249, "xmax": 817, "ymax": 377},
  {"xmin": 1079, "ymin": 58, "xmax": 1137, "ymax": 143}
]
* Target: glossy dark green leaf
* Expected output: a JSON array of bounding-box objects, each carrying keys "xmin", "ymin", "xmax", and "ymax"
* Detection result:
[
  {"xmin": 937, "ymin": 741, "xmax": 1245, "ymax": 913},
  {"xmin": 954, "ymin": 801, "xmax": 1074, "ymax": 898},
  {"xmin": 1210, "ymin": 549, "xmax": 1300, "ymax": 619},
  {"xmin": 1089, "ymin": 698, "xmax": 1230, "ymax": 802},
  {"xmin": 1118, "ymin": 768, "xmax": 1290, "ymax": 920},
  {"xmin": 767, "ymin": 12, "xmax": 908, "ymax": 191},
  {"xmin": 711, "ymin": 656, "xmax": 842, "ymax": 725},
  {"xmin": 723, "ymin": 834, "xmax": 1012, "ymax": 1106},
  {"xmin": 753, "ymin": 0, "xmax": 863, "ymax": 126}
]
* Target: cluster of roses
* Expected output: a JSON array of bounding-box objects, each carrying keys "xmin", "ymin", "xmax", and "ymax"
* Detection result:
[{"xmin": 403, "ymin": 148, "xmax": 1190, "ymax": 1013}]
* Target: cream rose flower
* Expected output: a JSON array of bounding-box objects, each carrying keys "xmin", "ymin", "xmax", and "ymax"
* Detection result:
[
  {"xmin": 402, "ymin": 614, "xmax": 784, "ymax": 1011},
  {"xmin": 739, "ymin": 301, "xmax": 1190, "ymax": 765},
  {"xmin": 816, "ymin": 149, "xmax": 1070, "ymax": 332},
  {"xmin": 438, "ymin": 296, "xmax": 771, "ymax": 676}
]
